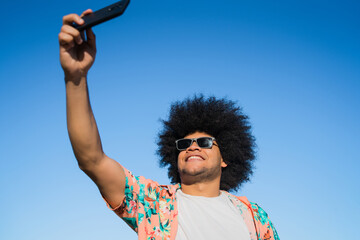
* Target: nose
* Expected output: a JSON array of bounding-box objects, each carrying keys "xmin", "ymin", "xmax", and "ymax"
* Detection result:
[{"xmin": 186, "ymin": 140, "xmax": 201, "ymax": 151}]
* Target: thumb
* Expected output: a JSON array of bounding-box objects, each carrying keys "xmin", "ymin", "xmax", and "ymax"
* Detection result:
[{"xmin": 86, "ymin": 28, "xmax": 96, "ymax": 51}]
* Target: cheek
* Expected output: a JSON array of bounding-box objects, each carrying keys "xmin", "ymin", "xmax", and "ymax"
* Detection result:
[
  {"xmin": 177, "ymin": 152, "xmax": 184, "ymax": 167},
  {"xmin": 211, "ymin": 150, "xmax": 223, "ymax": 164}
]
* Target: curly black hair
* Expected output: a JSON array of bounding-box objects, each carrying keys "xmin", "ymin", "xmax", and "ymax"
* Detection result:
[{"xmin": 157, "ymin": 94, "xmax": 256, "ymax": 192}]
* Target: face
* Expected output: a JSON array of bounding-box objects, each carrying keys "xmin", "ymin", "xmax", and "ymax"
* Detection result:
[{"xmin": 177, "ymin": 131, "xmax": 227, "ymax": 185}]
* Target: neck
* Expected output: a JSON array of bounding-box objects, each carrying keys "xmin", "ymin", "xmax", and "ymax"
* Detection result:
[{"xmin": 180, "ymin": 179, "xmax": 221, "ymax": 197}]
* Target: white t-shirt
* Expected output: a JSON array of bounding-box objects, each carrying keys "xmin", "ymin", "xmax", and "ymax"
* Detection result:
[{"xmin": 175, "ymin": 190, "xmax": 251, "ymax": 240}]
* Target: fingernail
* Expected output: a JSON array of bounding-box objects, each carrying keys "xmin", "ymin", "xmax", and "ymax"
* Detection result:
[{"xmin": 79, "ymin": 18, "xmax": 84, "ymax": 24}]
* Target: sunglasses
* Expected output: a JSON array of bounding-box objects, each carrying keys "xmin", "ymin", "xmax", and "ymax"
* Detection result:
[{"xmin": 175, "ymin": 137, "xmax": 217, "ymax": 151}]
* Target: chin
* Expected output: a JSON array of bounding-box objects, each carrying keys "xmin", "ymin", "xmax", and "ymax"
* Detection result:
[
  {"xmin": 181, "ymin": 166, "xmax": 207, "ymax": 176},
  {"xmin": 180, "ymin": 167, "xmax": 220, "ymax": 183}
]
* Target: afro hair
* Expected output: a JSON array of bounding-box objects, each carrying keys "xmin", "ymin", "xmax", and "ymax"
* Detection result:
[{"xmin": 157, "ymin": 95, "xmax": 256, "ymax": 192}]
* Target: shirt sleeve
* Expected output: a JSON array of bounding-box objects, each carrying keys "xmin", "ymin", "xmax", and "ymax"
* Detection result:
[
  {"xmin": 104, "ymin": 165, "xmax": 162, "ymax": 233},
  {"xmin": 250, "ymin": 202, "xmax": 280, "ymax": 240}
]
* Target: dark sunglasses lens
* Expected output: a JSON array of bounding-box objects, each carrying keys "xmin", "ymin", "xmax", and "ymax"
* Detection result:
[
  {"xmin": 197, "ymin": 137, "xmax": 213, "ymax": 148},
  {"xmin": 177, "ymin": 139, "xmax": 192, "ymax": 150}
]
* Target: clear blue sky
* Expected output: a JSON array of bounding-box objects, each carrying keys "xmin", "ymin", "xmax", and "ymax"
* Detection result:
[{"xmin": 0, "ymin": 0, "xmax": 359, "ymax": 239}]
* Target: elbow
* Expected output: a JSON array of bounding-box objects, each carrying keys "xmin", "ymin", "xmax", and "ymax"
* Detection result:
[{"xmin": 76, "ymin": 151, "xmax": 105, "ymax": 172}]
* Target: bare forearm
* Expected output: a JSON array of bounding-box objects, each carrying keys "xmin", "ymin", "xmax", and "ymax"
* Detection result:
[
  {"xmin": 59, "ymin": 12, "xmax": 126, "ymax": 207},
  {"xmin": 66, "ymin": 76, "xmax": 104, "ymax": 168}
]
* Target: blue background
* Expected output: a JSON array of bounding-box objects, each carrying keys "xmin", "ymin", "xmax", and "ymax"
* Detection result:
[{"xmin": 0, "ymin": 0, "xmax": 359, "ymax": 239}]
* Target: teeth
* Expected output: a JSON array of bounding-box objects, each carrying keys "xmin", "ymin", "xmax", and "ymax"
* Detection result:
[{"xmin": 188, "ymin": 156, "xmax": 203, "ymax": 161}]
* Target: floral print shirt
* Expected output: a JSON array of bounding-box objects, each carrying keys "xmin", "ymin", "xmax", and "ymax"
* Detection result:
[{"xmin": 106, "ymin": 166, "xmax": 279, "ymax": 240}]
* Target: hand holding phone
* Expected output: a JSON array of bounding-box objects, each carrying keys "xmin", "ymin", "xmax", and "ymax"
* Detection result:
[{"xmin": 73, "ymin": 0, "xmax": 130, "ymax": 31}]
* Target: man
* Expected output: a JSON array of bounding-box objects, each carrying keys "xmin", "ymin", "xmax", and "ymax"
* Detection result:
[{"xmin": 59, "ymin": 10, "xmax": 279, "ymax": 240}]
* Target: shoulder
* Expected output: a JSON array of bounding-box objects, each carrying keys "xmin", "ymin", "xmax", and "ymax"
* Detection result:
[
  {"xmin": 249, "ymin": 202, "xmax": 271, "ymax": 225},
  {"xmin": 225, "ymin": 193, "xmax": 273, "ymax": 223},
  {"xmin": 225, "ymin": 192, "xmax": 280, "ymax": 240},
  {"xmin": 249, "ymin": 202, "xmax": 280, "ymax": 240},
  {"xmin": 122, "ymin": 165, "xmax": 180, "ymax": 198},
  {"xmin": 223, "ymin": 191, "xmax": 252, "ymax": 208},
  {"xmin": 224, "ymin": 192, "xmax": 269, "ymax": 222}
]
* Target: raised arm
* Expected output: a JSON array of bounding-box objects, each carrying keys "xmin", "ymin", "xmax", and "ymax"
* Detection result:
[{"xmin": 59, "ymin": 10, "xmax": 125, "ymax": 208}]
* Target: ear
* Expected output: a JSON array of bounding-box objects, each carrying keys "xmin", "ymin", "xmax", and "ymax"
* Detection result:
[{"xmin": 221, "ymin": 159, "xmax": 227, "ymax": 168}]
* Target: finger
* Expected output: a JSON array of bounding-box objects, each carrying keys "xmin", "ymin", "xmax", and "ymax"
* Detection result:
[
  {"xmin": 80, "ymin": 31, "xmax": 86, "ymax": 42},
  {"xmin": 86, "ymin": 28, "xmax": 96, "ymax": 49},
  {"xmin": 77, "ymin": 9, "xmax": 93, "ymax": 42},
  {"xmin": 80, "ymin": 9, "xmax": 93, "ymax": 18},
  {"xmin": 61, "ymin": 25, "xmax": 83, "ymax": 45},
  {"xmin": 58, "ymin": 31, "xmax": 73, "ymax": 46},
  {"xmin": 63, "ymin": 13, "xmax": 84, "ymax": 26},
  {"xmin": 58, "ymin": 32, "xmax": 75, "ymax": 50}
]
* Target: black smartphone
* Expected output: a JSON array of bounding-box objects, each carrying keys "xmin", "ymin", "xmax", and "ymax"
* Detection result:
[{"xmin": 73, "ymin": 0, "xmax": 130, "ymax": 31}]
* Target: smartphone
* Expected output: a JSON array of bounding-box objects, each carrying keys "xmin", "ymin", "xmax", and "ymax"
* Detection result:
[{"xmin": 73, "ymin": 0, "xmax": 130, "ymax": 31}]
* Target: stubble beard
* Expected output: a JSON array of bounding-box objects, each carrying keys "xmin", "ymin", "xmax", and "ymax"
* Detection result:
[{"xmin": 180, "ymin": 165, "xmax": 221, "ymax": 185}]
